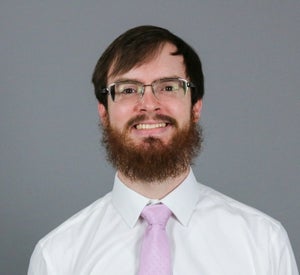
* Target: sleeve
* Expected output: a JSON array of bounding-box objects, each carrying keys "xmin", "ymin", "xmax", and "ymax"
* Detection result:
[
  {"xmin": 27, "ymin": 242, "xmax": 55, "ymax": 275},
  {"xmin": 269, "ymin": 223, "xmax": 299, "ymax": 275}
]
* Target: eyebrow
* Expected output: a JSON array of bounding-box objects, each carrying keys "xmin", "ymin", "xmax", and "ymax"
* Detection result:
[{"xmin": 110, "ymin": 75, "xmax": 183, "ymax": 84}]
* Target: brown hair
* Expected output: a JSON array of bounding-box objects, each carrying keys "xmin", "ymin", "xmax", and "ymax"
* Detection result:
[{"xmin": 92, "ymin": 25, "xmax": 204, "ymax": 108}]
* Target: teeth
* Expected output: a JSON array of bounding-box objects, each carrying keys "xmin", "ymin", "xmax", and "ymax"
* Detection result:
[{"xmin": 136, "ymin": 123, "xmax": 167, "ymax": 130}]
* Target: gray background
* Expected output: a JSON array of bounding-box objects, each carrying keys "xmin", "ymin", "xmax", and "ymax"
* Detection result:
[{"xmin": 1, "ymin": 0, "xmax": 299, "ymax": 274}]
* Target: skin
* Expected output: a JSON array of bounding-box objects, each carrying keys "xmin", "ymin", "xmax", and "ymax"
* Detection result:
[{"xmin": 98, "ymin": 43, "xmax": 202, "ymax": 199}]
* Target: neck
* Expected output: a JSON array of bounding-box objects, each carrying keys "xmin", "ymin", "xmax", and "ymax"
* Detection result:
[{"xmin": 117, "ymin": 168, "xmax": 190, "ymax": 200}]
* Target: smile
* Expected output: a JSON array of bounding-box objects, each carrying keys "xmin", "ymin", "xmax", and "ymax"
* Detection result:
[{"xmin": 135, "ymin": 123, "xmax": 167, "ymax": 130}]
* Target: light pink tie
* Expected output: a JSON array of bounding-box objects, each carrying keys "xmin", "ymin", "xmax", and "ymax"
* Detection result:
[{"xmin": 138, "ymin": 204, "xmax": 172, "ymax": 275}]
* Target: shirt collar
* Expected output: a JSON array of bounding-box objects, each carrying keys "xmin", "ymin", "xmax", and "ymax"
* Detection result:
[
  {"xmin": 112, "ymin": 175, "xmax": 149, "ymax": 228},
  {"xmin": 112, "ymin": 168, "xmax": 202, "ymax": 228},
  {"xmin": 161, "ymin": 170, "xmax": 201, "ymax": 226}
]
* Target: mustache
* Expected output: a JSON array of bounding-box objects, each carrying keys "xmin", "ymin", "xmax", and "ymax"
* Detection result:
[{"xmin": 126, "ymin": 114, "xmax": 178, "ymax": 128}]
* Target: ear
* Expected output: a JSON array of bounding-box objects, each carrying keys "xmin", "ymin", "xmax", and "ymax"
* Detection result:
[
  {"xmin": 192, "ymin": 99, "xmax": 202, "ymax": 122},
  {"xmin": 98, "ymin": 103, "xmax": 108, "ymax": 126}
]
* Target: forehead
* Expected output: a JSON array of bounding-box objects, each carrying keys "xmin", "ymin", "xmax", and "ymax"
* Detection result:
[{"xmin": 107, "ymin": 43, "xmax": 186, "ymax": 83}]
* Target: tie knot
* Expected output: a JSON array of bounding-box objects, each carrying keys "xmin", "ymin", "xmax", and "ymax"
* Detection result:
[{"xmin": 141, "ymin": 204, "xmax": 172, "ymax": 228}]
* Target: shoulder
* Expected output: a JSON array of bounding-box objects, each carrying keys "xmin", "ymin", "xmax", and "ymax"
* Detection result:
[
  {"xmin": 194, "ymin": 183, "xmax": 299, "ymax": 272},
  {"xmin": 28, "ymin": 192, "xmax": 115, "ymax": 273},
  {"xmin": 196, "ymin": 183, "xmax": 284, "ymax": 234},
  {"xmin": 38, "ymin": 192, "xmax": 113, "ymax": 249}
]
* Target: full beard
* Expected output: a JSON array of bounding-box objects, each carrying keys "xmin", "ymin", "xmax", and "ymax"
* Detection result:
[{"xmin": 101, "ymin": 114, "xmax": 203, "ymax": 183}]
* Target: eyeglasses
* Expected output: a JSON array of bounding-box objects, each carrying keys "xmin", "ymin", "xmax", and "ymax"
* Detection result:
[{"xmin": 101, "ymin": 77, "xmax": 195, "ymax": 103}]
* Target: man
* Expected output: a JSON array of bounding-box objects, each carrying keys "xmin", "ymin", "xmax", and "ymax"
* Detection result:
[{"xmin": 28, "ymin": 25, "xmax": 298, "ymax": 274}]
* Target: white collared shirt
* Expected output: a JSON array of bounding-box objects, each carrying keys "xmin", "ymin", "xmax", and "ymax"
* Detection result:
[{"xmin": 28, "ymin": 169, "xmax": 299, "ymax": 274}]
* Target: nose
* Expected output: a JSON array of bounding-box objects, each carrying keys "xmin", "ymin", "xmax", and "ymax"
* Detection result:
[{"xmin": 138, "ymin": 85, "xmax": 160, "ymax": 112}]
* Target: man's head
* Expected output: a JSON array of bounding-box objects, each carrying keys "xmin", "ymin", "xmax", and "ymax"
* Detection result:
[
  {"xmin": 92, "ymin": 25, "xmax": 204, "ymax": 109},
  {"xmin": 92, "ymin": 26, "xmax": 204, "ymax": 183}
]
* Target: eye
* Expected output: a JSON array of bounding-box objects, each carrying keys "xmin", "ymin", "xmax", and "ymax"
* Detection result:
[
  {"xmin": 116, "ymin": 83, "xmax": 139, "ymax": 95},
  {"xmin": 163, "ymin": 85, "xmax": 177, "ymax": 91},
  {"xmin": 159, "ymin": 81, "xmax": 179, "ymax": 92},
  {"xmin": 121, "ymin": 88, "xmax": 137, "ymax": 94}
]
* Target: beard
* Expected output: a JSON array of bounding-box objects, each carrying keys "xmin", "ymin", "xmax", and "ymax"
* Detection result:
[{"xmin": 101, "ymin": 113, "xmax": 203, "ymax": 183}]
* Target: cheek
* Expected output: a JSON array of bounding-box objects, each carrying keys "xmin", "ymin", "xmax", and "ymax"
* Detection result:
[
  {"xmin": 107, "ymin": 104, "xmax": 132, "ymax": 129},
  {"xmin": 168, "ymin": 101, "xmax": 192, "ymax": 125}
]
